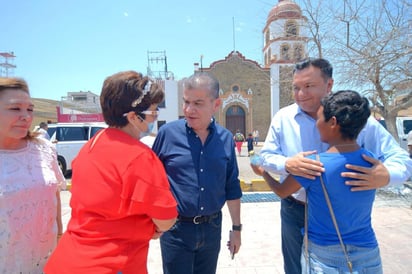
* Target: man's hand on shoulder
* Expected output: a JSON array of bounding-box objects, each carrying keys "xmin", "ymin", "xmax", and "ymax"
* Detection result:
[
  {"xmin": 285, "ymin": 150, "xmax": 323, "ymax": 179},
  {"xmin": 342, "ymin": 154, "xmax": 390, "ymax": 191}
]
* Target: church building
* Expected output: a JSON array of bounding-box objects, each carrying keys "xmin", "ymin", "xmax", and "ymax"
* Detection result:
[{"xmin": 186, "ymin": 0, "xmax": 308, "ymax": 139}]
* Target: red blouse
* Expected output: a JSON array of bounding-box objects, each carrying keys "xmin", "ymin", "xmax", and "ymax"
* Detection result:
[{"xmin": 45, "ymin": 128, "xmax": 177, "ymax": 274}]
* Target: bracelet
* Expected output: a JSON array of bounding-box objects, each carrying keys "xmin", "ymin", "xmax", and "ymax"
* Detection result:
[{"xmin": 232, "ymin": 224, "xmax": 242, "ymax": 231}]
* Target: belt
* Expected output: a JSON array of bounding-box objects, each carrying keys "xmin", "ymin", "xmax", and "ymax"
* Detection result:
[
  {"xmin": 285, "ymin": 196, "xmax": 306, "ymax": 206},
  {"xmin": 177, "ymin": 212, "xmax": 220, "ymax": 224}
]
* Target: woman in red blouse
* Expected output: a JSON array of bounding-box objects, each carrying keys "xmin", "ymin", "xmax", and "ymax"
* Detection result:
[{"xmin": 45, "ymin": 71, "xmax": 177, "ymax": 274}]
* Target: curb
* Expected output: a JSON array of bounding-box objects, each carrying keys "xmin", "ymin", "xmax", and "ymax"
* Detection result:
[
  {"xmin": 65, "ymin": 182, "xmax": 72, "ymax": 191},
  {"xmin": 240, "ymin": 178, "xmax": 271, "ymax": 192}
]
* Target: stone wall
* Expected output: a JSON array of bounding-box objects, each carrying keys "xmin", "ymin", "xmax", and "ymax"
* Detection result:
[{"xmin": 204, "ymin": 52, "xmax": 272, "ymax": 139}]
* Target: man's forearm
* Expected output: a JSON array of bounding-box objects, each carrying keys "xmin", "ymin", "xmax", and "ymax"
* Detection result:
[{"xmin": 226, "ymin": 199, "xmax": 241, "ymax": 226}]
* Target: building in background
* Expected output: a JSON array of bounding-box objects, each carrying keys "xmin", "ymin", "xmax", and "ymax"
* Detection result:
[
  {"xmin": 28, "ymin": 0, "xmax": 308, "ymax": 138},
  {"xmin": 147, "ymin": 50, "xmax": 179, "ymax": 132},
  {"xmin": 179, "ymin": 0, "xmax": 308, "ymax": 139},
  {"xmin": 56, "ymin": 80, "xmax": 178, "ymax": 133},
  {"xmin": 58, "ymin": 91, "xmax": 103, "ymax": 123},
  {"xmin": 196, "ymin": 51, "xmax": 271, "ymax": 138},
  {"xmin": 263, "ymin": 0, "xmax": 308, "ymax": 117},
  {"xmin": 156, "ymin": 78, "xmax": 178, "ymax": 131},
  {"xmin": 53, "ymin": 50, "xmax": 179, "ymax": 131}
]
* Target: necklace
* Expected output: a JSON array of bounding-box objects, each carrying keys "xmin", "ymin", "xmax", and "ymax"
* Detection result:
[
  {"xmin": 333, "ymin": 143, "xmax": 358, "ymax": 147},
  {"xmin": 331, "ymin": 143, "xmax": 359, "ymax": 150}
]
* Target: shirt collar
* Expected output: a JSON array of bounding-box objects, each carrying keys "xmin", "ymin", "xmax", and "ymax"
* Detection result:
[
  {"xmin": 184, "ymin": 117, "xmax": 216, "ymax": 134},
  {"xmin": 296, "ymin": 105, "xmax": 316, "ymax": 121}
]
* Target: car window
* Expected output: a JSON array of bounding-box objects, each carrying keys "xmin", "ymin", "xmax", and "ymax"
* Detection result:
[
  {"xmin": 90, "ymin": 127, "xmax": 105, "ymax": 138},
  {"xmin": 403, "ymin": 120, "xmax": 412, "ymax": 135},
  {"xmin": 47, "ymin": 127, "xmax": 57, "ymax": 138},
  {"xmin": 57, "ymin": 127, "xmax": 88, "ymax": 141}
]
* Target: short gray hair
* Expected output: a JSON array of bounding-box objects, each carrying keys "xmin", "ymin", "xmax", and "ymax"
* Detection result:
[{"xmin": 183, "ymin": 72, "xmax": 219, "ymax": 99}]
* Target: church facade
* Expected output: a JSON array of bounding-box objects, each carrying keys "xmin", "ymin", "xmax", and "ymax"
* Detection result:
[
  {"xmin": 187, "ymin": 0, "xmax": 308, "ymax": 139},
  {"xmin": 201, "ymin": 51, "xmax": 271, "ymax": 139}
]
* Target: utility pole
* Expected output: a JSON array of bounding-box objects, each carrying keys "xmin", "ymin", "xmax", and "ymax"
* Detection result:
[
  {"xmin": 0, "ymin": 51, "xmax": 16, "ymax": 77},
  {"xmin": 147, "ymin": 50, "xmax": 169, "ymax": 79}
]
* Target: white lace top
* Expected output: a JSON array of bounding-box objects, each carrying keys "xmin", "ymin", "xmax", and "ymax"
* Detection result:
[{"xmin": 0, "ymin": 138, "xmax": 66, "ymax": 274}]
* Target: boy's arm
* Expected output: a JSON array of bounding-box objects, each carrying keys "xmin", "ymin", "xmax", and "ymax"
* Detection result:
[{"xmin": 251, "ymin": 164, "xmax": 301, "ymax": 198}]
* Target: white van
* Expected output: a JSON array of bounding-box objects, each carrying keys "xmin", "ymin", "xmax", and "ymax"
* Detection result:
[
  {"xmin": 47, "ymin": 122, "xmax": 107, "ymax": 175},
  {"xmin": 379, "ymin": 117, "xmax": 412, "ymax": 151},
  {"xmin": 396, "ymin": 117, "xmax": 412, "ymax": 151}
]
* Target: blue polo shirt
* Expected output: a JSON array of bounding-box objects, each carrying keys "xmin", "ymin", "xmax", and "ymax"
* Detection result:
[{"xmin": 152, "ymin": 118, "xmax": 242, "ymax": 217}]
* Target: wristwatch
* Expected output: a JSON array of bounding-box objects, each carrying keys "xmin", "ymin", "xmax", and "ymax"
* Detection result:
[{"xmin": 232, "ymin": 224, "xmax": 242, "ymax": 231}]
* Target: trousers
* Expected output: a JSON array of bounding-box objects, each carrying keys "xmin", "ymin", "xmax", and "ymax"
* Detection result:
[
  {"xmin": 281, "ymin": 197, "xmax": 305, "ymax": 274},
  {"xmin": 301, "ymin": 240, "xmax": 383, "ymax": 273},
  {"xmin": 160, "ymin": 211, "xmax": 222, "ymax": 274}
]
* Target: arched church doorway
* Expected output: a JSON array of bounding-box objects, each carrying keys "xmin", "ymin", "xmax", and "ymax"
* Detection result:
[{"xmin": 226, "ymin": 105, "xmax": 246, "ymax": 135}]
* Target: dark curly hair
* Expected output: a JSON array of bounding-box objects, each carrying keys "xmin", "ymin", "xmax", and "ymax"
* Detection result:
[
  {"xmin": 100, "ymin": 71, "xmax": 164, "ymax": 127},
  {"xmin": 321, "ymin": 90, "xmax": 370, "ymax": 140}
]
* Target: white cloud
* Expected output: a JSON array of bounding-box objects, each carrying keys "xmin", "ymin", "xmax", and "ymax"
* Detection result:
[{"xmin": 124, "ymin": 12, "xmax": 129, "ymax": 17}]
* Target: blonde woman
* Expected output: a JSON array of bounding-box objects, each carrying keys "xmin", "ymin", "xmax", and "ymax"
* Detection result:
[{"xmin": 0, "ymin": 77, "xmax": 65, "ymax": 273}]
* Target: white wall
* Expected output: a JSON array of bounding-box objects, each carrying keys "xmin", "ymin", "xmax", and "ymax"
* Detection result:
[{"xmin": 155, "ymin": 79, "xmax": 179, "ymax": 132}]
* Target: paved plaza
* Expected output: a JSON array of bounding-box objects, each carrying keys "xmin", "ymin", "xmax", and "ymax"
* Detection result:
[{"xmin": 60, "ymin": 144, "xmax": 412, "ymax": 273}]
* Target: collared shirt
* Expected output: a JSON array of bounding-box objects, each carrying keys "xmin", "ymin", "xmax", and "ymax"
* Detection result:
[
  {"xmin": 152, "ymin": 118, "xmax": 242, "ymax": 217},
  {"xmin": 261, "ymin": 103, "xmax": 412, "ymax": 201}
]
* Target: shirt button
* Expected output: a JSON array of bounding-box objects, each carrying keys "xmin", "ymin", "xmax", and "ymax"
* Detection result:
[
  {"xmin": 200, "ymin": 169, "xmax": 203, "ymax": 172},
  {"xmin": 201, "ymin": 187, "xmax": 204, "ymax": 191},
  {"xmin": 200, "ymin": 207, "xmax": 204, "ymax": 211},
  {"xmin": 201, "ymin": 151, "xmax": 203, "ymax": 155}
]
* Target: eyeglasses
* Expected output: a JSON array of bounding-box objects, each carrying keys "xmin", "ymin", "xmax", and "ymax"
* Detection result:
[
  {"xmin": 123, "ymin": 109, "xmax": 159, "ymax": 119},
  {"xmin": 141, "ymin": 110, "xmax": 159, "ymax": 118}
]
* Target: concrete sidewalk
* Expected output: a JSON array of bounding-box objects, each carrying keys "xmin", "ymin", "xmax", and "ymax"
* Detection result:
[
  {"xmin": 60, "ymin": 143, "xmax": 412, "ymax": 273},
  {"xmin": 152, "ymin": 195, "xmax": 412, "ymax": 274},
  {"xmin": 60, "ymin": 191, "xmax": 412, "ymax": 273}
]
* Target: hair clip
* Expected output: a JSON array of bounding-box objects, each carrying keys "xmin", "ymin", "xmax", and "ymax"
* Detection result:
[{"xmin": 130, "ymin": 80, "xmax": 152, "ymax": 107}]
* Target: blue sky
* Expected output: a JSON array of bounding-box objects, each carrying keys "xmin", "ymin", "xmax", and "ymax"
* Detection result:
[{"xmin": 1, "ymin": 0, "xmax": 274, "ymax": 101}]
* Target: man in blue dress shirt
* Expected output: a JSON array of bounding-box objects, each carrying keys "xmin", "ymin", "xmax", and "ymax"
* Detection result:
[
  {"xmin": 152, "ymin": 72, "xmax": 242, "ymax": 274},
  {"xmin": 257, "ymin": 58, "xmax": 412, "ymax": 274}
]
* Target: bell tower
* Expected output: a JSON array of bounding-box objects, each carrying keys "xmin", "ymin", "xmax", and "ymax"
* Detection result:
[{"xmin": 263, "ymin": 0, "xmax": 308, "ymax": 117}]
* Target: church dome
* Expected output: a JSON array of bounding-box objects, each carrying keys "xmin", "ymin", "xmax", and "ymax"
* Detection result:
[{"xmin": 267, "ymin": 0, "xmax": 302, "ymax": 23}]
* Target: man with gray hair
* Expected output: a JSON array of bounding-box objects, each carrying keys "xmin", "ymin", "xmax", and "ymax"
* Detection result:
[{"xmin": 152, "ymin": 72, "xmax": 242, "ymax": 274}]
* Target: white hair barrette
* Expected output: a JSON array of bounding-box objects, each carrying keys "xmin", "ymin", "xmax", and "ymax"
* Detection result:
[{"xmin": 131, "ymin": 81, "xmax": 152, "ymax": 107}]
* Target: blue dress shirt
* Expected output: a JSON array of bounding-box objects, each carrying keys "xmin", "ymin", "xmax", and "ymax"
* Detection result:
[{"xmin": 152, "ymin": 118, "xmax": 242, "ymax": 217}]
